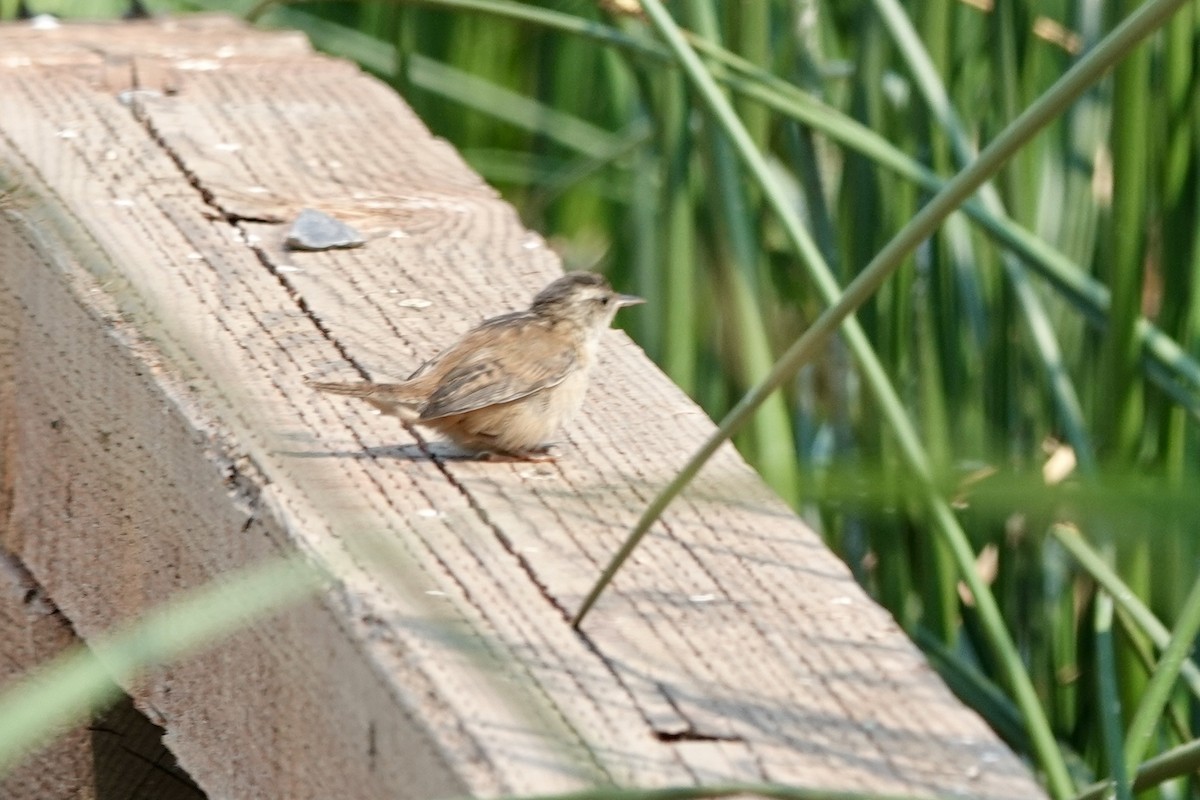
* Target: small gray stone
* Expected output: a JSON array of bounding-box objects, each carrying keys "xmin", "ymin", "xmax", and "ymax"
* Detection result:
[{"xmin": 284, "ymin": 208, "xmax": 366, "ymax": 251}]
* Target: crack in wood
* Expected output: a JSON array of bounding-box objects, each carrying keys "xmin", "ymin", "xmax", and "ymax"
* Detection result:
[
  {"xmin": 0, "ymin": 548, "xmax": 73, "ymax": 626},
  {"xmin": 649, "ymin": 680, "xmax": 746, "ymax": 748},
  {"xmin": 224, "ymin": 212, "xmax": 283, "ymax": 225},
  {"xmin": 652, "ymin": 729, "xmax": 742, "ymax": 744},
  {"xmin": 123, "ymin": 99, "xmax": 228, "ymax": 225}
]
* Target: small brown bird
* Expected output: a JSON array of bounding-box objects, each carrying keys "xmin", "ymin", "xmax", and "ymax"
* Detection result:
[{"xmin": 309, "ymin": 272, "xmax": 643, "ymax": 460}]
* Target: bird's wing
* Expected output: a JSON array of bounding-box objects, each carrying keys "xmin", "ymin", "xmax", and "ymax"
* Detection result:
[
  {"xmin": 406, "ymin": 310, "xmax": 526, "ymax": 381},
  {"xmin": 419, "ymin": 315, "xmax": 578, "ymax": 420}
]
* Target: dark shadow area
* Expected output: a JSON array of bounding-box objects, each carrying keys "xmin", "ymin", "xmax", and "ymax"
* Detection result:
[
  {"xmin": 92, "ymin": 695, "xmax": 205, "ymax": 800},
  {"xmin": 280, "ymin": 441, "xmax": 564, "ymax": 463},
  {"xmin": 279, "ymin": 442, "xmax": 455, "ymax": 461}
]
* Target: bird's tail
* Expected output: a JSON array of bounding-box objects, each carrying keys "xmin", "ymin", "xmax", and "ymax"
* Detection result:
[
  {"xmin": 307, "ymin": 380, "xmax": 422, "ymax": 421},
  {"xmin": 308, "ymin": 380, "xmax": 386, "ymax": 398}
]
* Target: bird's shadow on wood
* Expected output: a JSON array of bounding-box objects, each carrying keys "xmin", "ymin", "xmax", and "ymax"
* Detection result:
[
  {"xmin": 281, "ymin": 442, "xmax": 560, "ymax": 463},
  {"xmin": 280, "ymin": 442, "xmax": 473, "ymax": 462}
]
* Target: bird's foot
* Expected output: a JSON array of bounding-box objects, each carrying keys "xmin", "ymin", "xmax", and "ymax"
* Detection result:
[{"xmin": 477, "ymin": 445, "xmax": 557, "ymax": 463}]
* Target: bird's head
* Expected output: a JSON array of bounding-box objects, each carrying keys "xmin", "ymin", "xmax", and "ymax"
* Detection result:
[{"xmin": 530, "ymin": 272, "xmax": 644, "ymax": 331}]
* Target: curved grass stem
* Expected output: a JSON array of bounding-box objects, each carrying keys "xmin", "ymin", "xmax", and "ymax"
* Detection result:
[{"xmin": 1123, "ymin": 572, "xmax": 1200, "ymax": 772}]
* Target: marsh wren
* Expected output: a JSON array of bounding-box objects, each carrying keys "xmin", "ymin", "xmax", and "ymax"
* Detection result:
[{"xmin": 309, "ymin": 272, "xmax": 644, "ymax": 460}]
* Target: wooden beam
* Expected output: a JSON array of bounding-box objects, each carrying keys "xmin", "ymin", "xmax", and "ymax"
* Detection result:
[{"xmin": 0, "ymin": 14, "xmax": 1046, "ymax": 799}]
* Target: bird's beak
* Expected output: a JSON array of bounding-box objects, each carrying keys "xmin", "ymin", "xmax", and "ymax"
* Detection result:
[{"xmin": 615, "ymin": 293, "xmax": 645, "ymax": 308}]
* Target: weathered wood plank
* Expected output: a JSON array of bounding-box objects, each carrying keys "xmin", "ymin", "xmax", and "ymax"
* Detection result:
[{"xmin": 0, "ymin": 14, "xmax": 1046, "ymax": 799}]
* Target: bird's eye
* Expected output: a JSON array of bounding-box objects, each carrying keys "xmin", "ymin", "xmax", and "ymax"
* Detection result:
[{"xmin": 598, "ymin": 295, "xmax": 611, "ymax": 305}]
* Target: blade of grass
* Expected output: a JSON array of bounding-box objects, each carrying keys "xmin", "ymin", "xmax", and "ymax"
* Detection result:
[
  {"xmin": 408, "ymin": 53, "xmax": 625, "ymax": 158},
  {"xmin": 245, "ymin": 0, "xmax": 673, "ymax": 63},
  {"xmin": 526, "ymin": 121, "xmax": 652, "ymax": 212},
  {"xmin": 685, "ymin": 0, "xmax": 799, "ymax": 500},
  {"xmin": 1112, "ymin": 603, "xmax": 1195, "ymax": 745},
  {"xmin": 913, "ymin": 276, "xmax": 960, "ymax": 643},
  {"xmin": 729, "ymin": 0, "xmax": 769, "ymax": 149},
  {"xmin": 485, "ymin": 785, "xmax": 930, "ymax": 800},
  {"xmin": 1100, "ymin": 0, "xmax": 1152, "ymax": 463},
  {"xmin": 1074, "ymin": 737, "xmax": 1200, "ymax": 800},
  {"xmin": 461, "ymin": 149, "xmax": 625, "ymax": 202},
  {"xmin": 1094, "ymin": 589, "xmax": 1134, "ymax": 800},
  {"xmin": 0, "ymin": 555, "xmax": 322, "ymax": 776},
  {"xmin": 1051, "ymin": 524, "xmax": 1200, "ymax": 698},
  {"xmin": 913, "ymin": 626, "xmax": 1029, "ymax": 751},
  {"xmin": 656, "ymin": 72, "xmax": 700, "ymax": 393},
  {"xmin": 1122, "ymin": 570, "xmax": 1200, "ymax": 773},
  {"xmin": 872, "ymin": 0, "xmax": 1096, "ymax": 471}
]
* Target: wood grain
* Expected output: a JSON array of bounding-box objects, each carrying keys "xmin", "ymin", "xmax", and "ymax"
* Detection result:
[{"xmin": 0, "ymin": 14, "xmax": 1046, "ymax": 799}]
